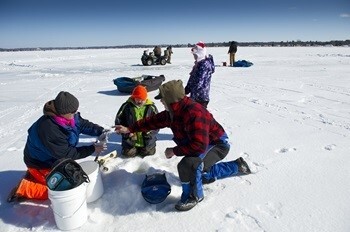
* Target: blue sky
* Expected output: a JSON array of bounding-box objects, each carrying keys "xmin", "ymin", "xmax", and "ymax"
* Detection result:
[{"xmin": 0, "ymin": 0, "xmax": 349, "ymax": 48}]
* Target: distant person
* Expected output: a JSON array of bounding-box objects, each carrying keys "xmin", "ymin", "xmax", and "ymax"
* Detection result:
[
  {"xmin": 153, "ymin": 46, "xmax": 162, "ymax": 59},
  {"xmin": 228, "ymin": 41, "xmax": 238, "ymax": 67},
  {"xmin": 114, "ymin": 80, "xmax": 252, "ymax": 211},
  {"xmin": 165, "ymin": 46, "xmax": 173, "ymax": 64},
  {"xmin": 185, "ymin": 41, "xmax": 215, "ymax": 108},
  {"xmin": 164, "ymin": 50, "xmax": 169, "ymax": 61},
  {"xmin": 8, "ymin": 91, "xmax": 108, "ymax": 202},
  {"xmin": 143, "ymin": 50, "xmax": 148, "ymax": 56},
  {"xmin": 115, "ymin": 85, "xmax": 159, "ymax": 158}
]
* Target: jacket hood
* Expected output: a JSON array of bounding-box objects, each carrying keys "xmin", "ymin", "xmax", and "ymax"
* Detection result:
[
  {"xmin": 156, "ymin": 80, "xmax": 185, "ymax": 121},
  {"xmin": 43, "ymin": 100, "xmax": 59, "ymax": 117}
]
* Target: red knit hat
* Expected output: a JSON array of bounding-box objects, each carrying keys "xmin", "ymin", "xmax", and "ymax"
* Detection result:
[
  {"xmin": 196, "ymin": 41, "xmax": 205, "ymax": 48},
  {"xmin": 131, "ymin": 85, "xmax": 148, "ymax": 101},
  {"xmin": 191, "ymin": 41, "xmax": 207, "ymax": 62}
]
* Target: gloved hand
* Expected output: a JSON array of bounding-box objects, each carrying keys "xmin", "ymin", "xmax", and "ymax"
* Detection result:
[
  {"xmin": 94, "ymin": 141, "xmax": 107, "ymax": 154},
  {"xmin": 98, "ymin": 128, "xmax": 111, "ymax": 142}
]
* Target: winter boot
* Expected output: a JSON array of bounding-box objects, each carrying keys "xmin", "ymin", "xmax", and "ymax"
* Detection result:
[
  {"xmin": 175, "ymin": 195, "xmax": 199, "ymax": 211},
  {"xmin": 175, "ymin": 182, "xmax": 201, "ymax": 211},
  {"xmin": 7, "ymin": 171, "xmax": 31, "ymax": 203},
  {"xmin": 7, "ymin": 186, "xmax": 25, "ymax": 203},
  {"xmin": 235, "ymin": 157, "xmax": 251, "ymax": 175}
]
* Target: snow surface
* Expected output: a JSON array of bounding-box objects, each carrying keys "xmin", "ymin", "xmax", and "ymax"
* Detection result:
[{"xmin": 0, "ymin": 47, "xmax": 349, "ymax": 232}]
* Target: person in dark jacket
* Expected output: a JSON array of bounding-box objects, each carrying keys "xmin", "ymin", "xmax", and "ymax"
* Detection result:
[
  {"xmin": 115, "ymin": 80, "xmax": 252, "ymax": 211},
  {"xmin": 8, "ymin": 91, "xmax": 108, "ymax": 202},
  {"xmin": 228, "ymin": 41, "xmax": 238, "ymax": 67},
  {"xmin": 153, "ymin": 46, "xmax": 162, "ymax": 59},
  {"xmin": 185, "ymin": 41, "xmax": 215, "ymax": 108},
  {"xmin": 115, "ymin": 85, "xmax": 158, "ymax": 157}
]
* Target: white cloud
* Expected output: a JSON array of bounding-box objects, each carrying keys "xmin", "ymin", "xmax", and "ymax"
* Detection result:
[{"xmin": 340, "ymin": 13, "xmax": 350, "ymax": 18}]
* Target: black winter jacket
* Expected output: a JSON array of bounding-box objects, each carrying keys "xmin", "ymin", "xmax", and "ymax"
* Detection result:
[
  {"xmin": 115, "ymin": 98, "xmax": 158, "ymax": 149},
  {"xmin": 24, "ymin": 100, "xmax": 104, "ymax": 169}
]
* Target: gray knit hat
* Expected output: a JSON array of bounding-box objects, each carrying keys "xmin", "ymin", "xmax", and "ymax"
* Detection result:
[{"xmin": 54, "ymin": 91, "xmax": 79, "ymax": 115}]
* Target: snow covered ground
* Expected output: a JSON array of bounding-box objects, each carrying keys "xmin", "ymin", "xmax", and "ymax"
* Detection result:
[{"xmin": 0, "ymin": 46, "xmax": 349, "ymax": 232}]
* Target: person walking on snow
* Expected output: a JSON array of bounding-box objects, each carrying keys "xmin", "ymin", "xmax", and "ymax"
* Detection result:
[
  {"xmin": 115, "ymin": 85, "xmax": 159, "ymax": 158},
  {"xmin": 8, "ymin": 91, "xmax": 109, "ymax": 202},
  {"xmin": 185, "ymin": 41, "xmax": 215, "ymax": 108},
  {"xmin": 115, "ymin": 80, "xmax": 251, "ymax": 211}
]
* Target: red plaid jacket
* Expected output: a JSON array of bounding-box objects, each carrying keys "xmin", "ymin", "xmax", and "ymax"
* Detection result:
[{"xmin": 129, "ymin": 96, "xmax": 225, "ymax": 156}]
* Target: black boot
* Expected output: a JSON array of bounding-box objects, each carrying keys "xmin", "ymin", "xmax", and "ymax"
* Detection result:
[
  {"xmin": 175, "ymin": 194, "xmax": 204, "ymax": 211},
  {"xmin": 7, "ymin": 171, "xmax": 31, "ymax": 203},
  {"xmin": 235, "ymin": 157, "xmax": 251, "ymax": 175}
]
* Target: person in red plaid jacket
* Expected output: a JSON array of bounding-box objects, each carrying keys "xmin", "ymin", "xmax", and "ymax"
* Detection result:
[{"xmin": 115, "ymin": 80, "xmax": 251, "ymax": 211}]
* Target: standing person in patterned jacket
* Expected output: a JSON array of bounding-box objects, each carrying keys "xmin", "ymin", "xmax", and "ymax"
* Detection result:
[
  {"xmin": 8, "ymin": 91, "xmax": 109, "ymax": 202},
  {"xmin": 115, "ymin": 85, "xmax": 159, "ymax": 158},
  {"xmin": 115, "ymin": 80, "xmax": 252, "ymax": 211},
  {"xmin": 185, "ymin": 41, "xmax": 215, "ymax": 108}
]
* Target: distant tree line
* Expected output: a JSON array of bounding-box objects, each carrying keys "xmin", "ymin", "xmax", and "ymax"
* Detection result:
[{"xmin": 1, "ymin": 40, "xmax": 349, "ymax": 52}]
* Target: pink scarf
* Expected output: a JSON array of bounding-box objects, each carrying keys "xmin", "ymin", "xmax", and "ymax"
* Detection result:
[{"xmin": 53, "ymin": 115, "xmax": 75, "ymax": 127}]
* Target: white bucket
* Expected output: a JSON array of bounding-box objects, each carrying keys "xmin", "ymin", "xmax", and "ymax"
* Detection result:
[
  {"xmin": 48, "ymin": 183, "xmax": 87, "ymax": 231},
  {"xmin": 80, "ymin": 161, "xmax": 104, "ymax": 203}
]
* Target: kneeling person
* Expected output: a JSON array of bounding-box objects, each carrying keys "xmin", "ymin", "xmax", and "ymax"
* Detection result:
[
  {"xmin": 115, "ymin": 80, "xmax": 252, "ymax": 211},
  {"xmin": 8, "ymin": 91, "xmax": 108, "ymax": 202}
]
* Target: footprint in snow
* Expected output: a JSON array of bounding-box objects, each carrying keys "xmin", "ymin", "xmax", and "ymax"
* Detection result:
[
  {"xmin": 249, "ymin": 161, "xmax": 268, "ymax": 173},
  {"xmin": 204, "ymin": 182, "xmax": 226, "ymax": 196},
  {"xmin": 324, "ymin": 144, "xmax": 336, "ymax": 151},
  {"xmin": 216, "ymin": 209, "xmax": 265, "ymax": 232},
  {"xmin": 7, "ymin": 147, "xmax": 18, "ymax": 151},
  {"xmin": 275, "ymin": 147, "xmax": 297, "ymax": 154},
  {"xmin": 257, "ymin": 201, "xmax": 283, "ymax": 219}
]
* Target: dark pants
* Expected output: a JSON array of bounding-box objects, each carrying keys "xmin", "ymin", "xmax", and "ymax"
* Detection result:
[{"xmin": 177, "ymin": 143, "xmax": 229, "ymax": 183}]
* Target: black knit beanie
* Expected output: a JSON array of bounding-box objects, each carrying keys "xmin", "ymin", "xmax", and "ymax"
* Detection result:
[{"xmin": 54, "ymin": 91, "xmax": 79, "ymax": 115}]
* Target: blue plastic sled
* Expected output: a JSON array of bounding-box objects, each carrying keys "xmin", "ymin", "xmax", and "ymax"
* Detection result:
[{"xmin": 113, "ymin": 75, "xmax": 165, "ymax": 93}]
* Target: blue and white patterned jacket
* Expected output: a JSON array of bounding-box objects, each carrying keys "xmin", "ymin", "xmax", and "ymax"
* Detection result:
[{"xmin": 185, "ymin": 54, "xmax": 215, "ymax": 102}]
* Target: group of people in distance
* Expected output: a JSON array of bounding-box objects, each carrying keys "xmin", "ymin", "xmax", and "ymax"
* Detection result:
[
  {"xmin": 8, "ymin": 41, "xmax": 251, "ymax": 212},
  {"xmin": 152, "ymin": 45, "xmax": 173, "ymax": 64}
]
